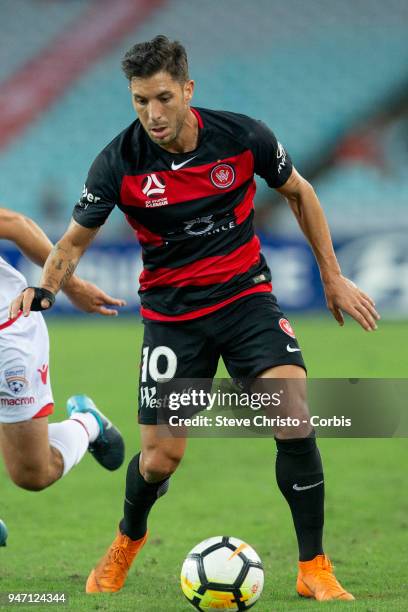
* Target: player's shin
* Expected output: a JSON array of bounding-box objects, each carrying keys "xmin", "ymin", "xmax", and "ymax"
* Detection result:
[
  {"xmin": 275, "ymin": 432, "xmax": 324, "ymax": 561},
  {"xmin": 119, "ymin": 452, "xmax": 170, "ymax": 540},
  {"xmin": 48, "ymin": 420, "xmax": 90, "ymax": 477}
]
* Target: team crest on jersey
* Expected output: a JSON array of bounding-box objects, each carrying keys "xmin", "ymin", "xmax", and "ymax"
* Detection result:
[
  {"xmin": 278, "ymin": 318, "xmax": 296, "ymax": 339},
  {"xmin": 210, "ymin": 163, "xmax": 235, "ymax": 189},
  {"xmin": 4, "ymin": 366, "xmax": 28, "ymax": 395}
]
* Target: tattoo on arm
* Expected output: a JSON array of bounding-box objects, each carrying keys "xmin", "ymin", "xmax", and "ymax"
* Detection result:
[
  {"xmin": 61, "ymin": 261, "xmax": 76, "ymax": 286},
  {"xmin": 42, "ymin": 244, "xmax": 78, "ymax": 293},
  {"xmin": 54, "ymin": 243, "xmax": 70, "ymax": 255}
]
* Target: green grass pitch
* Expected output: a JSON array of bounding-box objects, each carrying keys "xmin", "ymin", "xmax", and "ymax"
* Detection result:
[{"xmin": 1, "ymin": 315, "xmax": 407, "ymax": 611}]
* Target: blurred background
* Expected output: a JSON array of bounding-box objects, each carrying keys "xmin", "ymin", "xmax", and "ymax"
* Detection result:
[
  {"xmin": 1, "ymin": 5, "xmax": 407, "ymax": 608},
  {"xmin": 1, "ymin": 0, "xmax": 407, "ymax": 317}
]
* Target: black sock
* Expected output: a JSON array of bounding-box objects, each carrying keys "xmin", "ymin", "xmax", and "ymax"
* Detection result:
[
  {"xmin": 275, "ymin": 433, "xmax": 324, "ymax": 561},
  {"xmin": 119, "ymin": 452, "xmax": 170, "ymax": 540}
]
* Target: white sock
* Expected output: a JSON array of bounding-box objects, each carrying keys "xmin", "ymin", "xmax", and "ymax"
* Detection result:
[
  {"xmin": 68, "ymin": 411, "xmax": 100, "ymax": 443},
  {"xmin": 48, "ymin": 420, "xmax": 89, "ymax": 477}
]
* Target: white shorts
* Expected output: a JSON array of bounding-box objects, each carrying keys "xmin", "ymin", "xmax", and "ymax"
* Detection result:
[{"xmin": 0, "ymin": 312, "xmax": 54, "ymax": 423}]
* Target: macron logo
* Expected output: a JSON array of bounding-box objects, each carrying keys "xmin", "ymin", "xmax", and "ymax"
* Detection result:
[{"xmin": 37, "ymin": 364, "xmax": 49, "ymax": 385}]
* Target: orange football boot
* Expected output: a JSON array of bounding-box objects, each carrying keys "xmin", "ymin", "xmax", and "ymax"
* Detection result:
[
  {"xmin": 297, "ymin": 554, "xmax": 355, "ymax": 601},
  {"xmin": 86, "ymin": 530, "xmax": 148, "ymax": 593}
]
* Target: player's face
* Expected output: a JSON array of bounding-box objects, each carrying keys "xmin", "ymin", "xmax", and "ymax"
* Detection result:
[{"xmin": 130, "ymin": 71, "xmax": 194, "ymax": 147}]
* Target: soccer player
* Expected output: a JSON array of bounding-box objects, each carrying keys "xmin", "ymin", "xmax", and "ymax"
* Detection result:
[
  {"xmin": 1, "ymin": 207, "xmax": 126, "ymax": 491},
  {"xmin": 10, "ymin": 36, "xmax": 380, "ymax": 601}
]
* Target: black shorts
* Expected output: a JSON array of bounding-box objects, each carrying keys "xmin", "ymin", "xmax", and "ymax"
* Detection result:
[{"xmin": 138, "ymin": 293, "xmax": 306, "ymax": 424}]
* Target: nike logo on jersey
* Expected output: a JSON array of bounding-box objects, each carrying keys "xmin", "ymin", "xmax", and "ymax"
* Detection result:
[
  {"xmin": 293, "ymin": 480, "xmax": 324, "ymax": 491},
  {"xmin": 286, "ymin": 344, "xmax": 301, "ymax": 353},
  {"xmin": 171, "ymin": 156, "xmax": 197, "ymax": 170}
]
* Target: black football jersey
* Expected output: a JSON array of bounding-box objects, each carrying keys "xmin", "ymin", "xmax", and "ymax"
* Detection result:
[{"xmin": 73, "ymin": 107, "xmax": 292, "ymax": 320}]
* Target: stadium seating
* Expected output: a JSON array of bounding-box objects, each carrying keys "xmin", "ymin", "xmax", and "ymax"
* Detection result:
[
  {"xmin": 0, "ymin": 0, "xmax": 89, "ymax": 82},
  {"xmin": 279, "ymin": 112, "xmax": 408, "ymax": 236},
  {"xmin": 0, "ymin": 0, "xmax": 407, "ymax": 236}
]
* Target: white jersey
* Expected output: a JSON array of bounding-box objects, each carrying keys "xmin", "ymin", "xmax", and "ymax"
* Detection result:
[
  {"xmin": 0, "ymin": 255, "xmax": 27, "ymax": 324},
  {"xmin": 0, "ymin": 255, "xmax": 53, "ymax": 422}
]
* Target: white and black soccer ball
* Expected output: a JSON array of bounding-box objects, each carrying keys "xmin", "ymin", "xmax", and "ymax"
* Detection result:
[{"xmin": 181, "ymin": 536, "xmax": 264, "ymax": 611}]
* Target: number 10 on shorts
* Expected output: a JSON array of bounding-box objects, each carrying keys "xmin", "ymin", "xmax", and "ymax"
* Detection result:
[{"xmin": 141, "ymin": 346, "xmax": 177, "ymax": 383}]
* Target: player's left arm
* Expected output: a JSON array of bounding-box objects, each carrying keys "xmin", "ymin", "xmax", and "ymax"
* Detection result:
[
  {"xmin": 0, "ymin": 207, "xmax": 125, "ymax": 316},
  {"xmin": 276, "ymin": 169, "xmax": 380, "ymax": 331},
  {"xmin": 0, "ymin": 207, "xmax": 54, "ymax": 266}
]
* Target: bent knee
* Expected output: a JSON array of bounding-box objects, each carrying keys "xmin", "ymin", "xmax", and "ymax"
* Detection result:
[
  {"xmin": 9, "ymin": 467, "xmax": 51, "ymax": 491},
  {"xmin": 141, "ymin": 449, "xmax": 183, "ymax": 482}
]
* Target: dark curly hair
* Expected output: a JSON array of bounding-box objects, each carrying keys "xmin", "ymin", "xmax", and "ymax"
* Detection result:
[{"xmin": 122, "ymin": 35, "xmax": 189, "ymax": 83}]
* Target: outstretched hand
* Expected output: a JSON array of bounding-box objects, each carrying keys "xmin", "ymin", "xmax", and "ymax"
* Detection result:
[
  {"xmin": 63, "ymin": 278, "xmax": 126, "ymax": 316},
  {"xmin": 323, "ymin": 274, "xmax": 380, "ymax": 331},
  {"xmin": 9, "ymin": 278, "xmax": 126, "ymax": 319}
]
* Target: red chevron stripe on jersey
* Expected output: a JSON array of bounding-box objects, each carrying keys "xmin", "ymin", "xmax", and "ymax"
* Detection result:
[
  {"xmin": 140, "ymin": 235, "xmax": 261, "ymax": 290},
  {"xmin": 0, "ymin": 311, "xmax": 22, "ymax": 330},
  {"xmin": 120, "ymin": 150, "xmax": 254, "ymax": 208}
]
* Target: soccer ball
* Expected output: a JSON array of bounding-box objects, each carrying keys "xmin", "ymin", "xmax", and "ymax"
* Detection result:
[
  {"xmin": 181, "ymin": 536, "xmax": 264, "ymax": 610},
  {"xmin": 0, "ymin": 519, "xmax": 8, "ymax": 546}
]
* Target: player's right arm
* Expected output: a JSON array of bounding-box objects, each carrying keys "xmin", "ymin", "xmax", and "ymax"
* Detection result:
[
  {"xmin": 8, "ymin": 220, "xmax": 100, "ymax": 317},
  {"xmin": 40, "ymin": 219, "xmax": 99, "ymax": 296}
]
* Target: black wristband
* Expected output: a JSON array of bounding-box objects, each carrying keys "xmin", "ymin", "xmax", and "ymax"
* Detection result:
[{"xmin": 27, "ymin": 287, "xmax": 56, "ymax": 311}]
